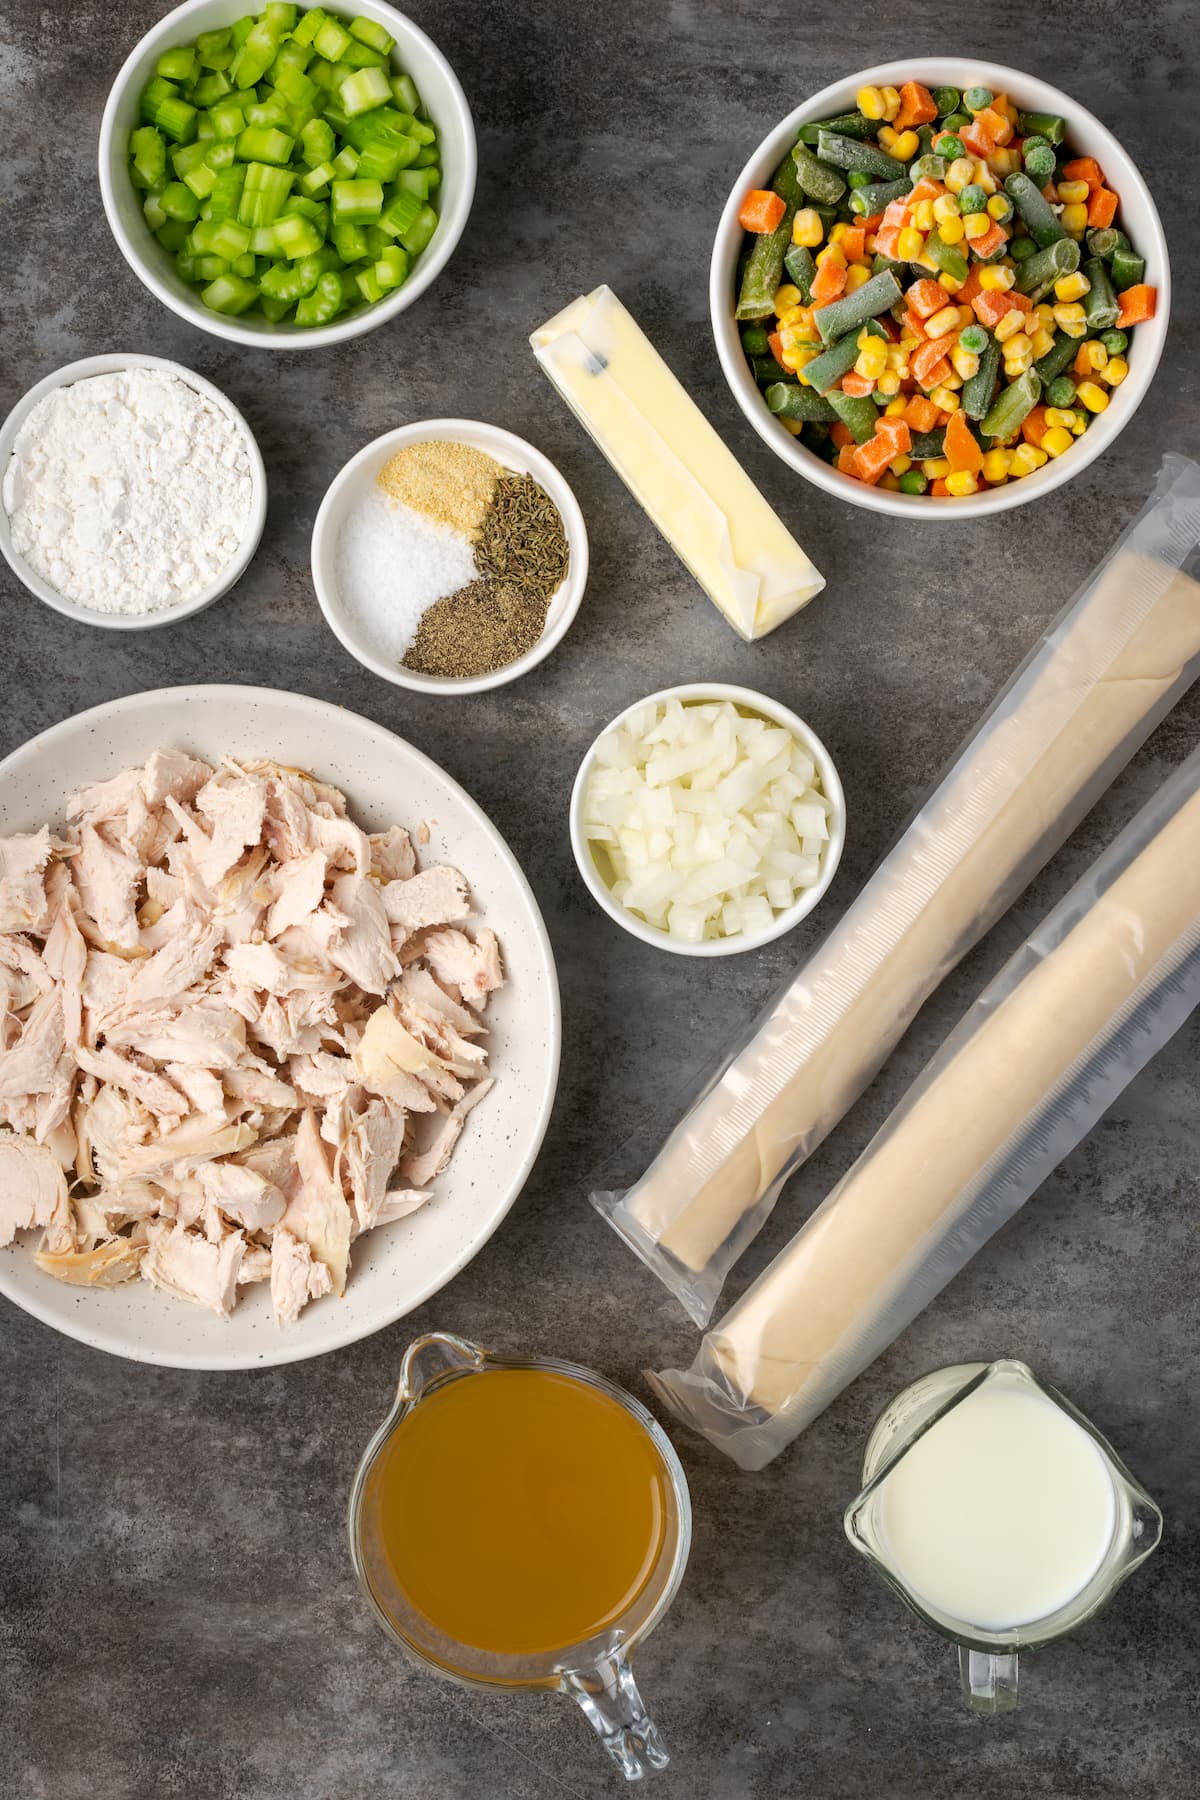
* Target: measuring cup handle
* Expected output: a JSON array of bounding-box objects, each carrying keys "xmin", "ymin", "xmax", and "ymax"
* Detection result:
[
  {"xmin": 562, "ymin": 1653, "xmax": 670, "ymax": 1780},
  {"xmin": 958, "ymin": 1646, "xmax": 1019, "ymax": 1715}
]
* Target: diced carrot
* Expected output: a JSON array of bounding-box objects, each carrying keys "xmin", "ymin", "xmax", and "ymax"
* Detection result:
[
  {"xmin": 768, "ymin": 331, "xmax": 786, "ymax": 365},
  {"xmin": 944, "ymin": 409, "xmax": 984, "ymax": 474},
  {"xmin": 908, "ymin": 177, "xmax": 944, "ymax": 205},
  {"xmin": 903, "ymin": 309, "xmax": 928, "ymax": 340},
  {"xmin": 912, "ymin": 335, "xmax": 956, "ymax": 384},
  {"xmin": 895, "ymin": 80, "xmax": 937, "ymax": 131},
  {"xmin": 903, "ymin": 394, "xmax": 939, "ymax": 433},
  {"xmin": 738, "ymin": 189, "xmax": 786, "ymax": 234},
  {"xmin": 874, "ymin": 227, "xmax": 902, "ymax": 260},
  {"xmin": 969, "ymin": 221, "xmax": 1008, "ymax": 260},
  {"xmin": 860, "ymin": 212, "xmax": 884, "ymax": 233},
  {"xmin": 1041, "ymin": 181, "xmax": 1058, "ymax": 203},
  {"xmin": 809, "ymin": 258, "xmax": 847, "ymax": 305},
  {"xmin": 840, "ymin": 369, "xmax": 876, "ymax": 398},
  {"xmin": 930, "ymin": 478, "xmax": 950, "ymax": 497},
  {"xmin": 873, "ymin": 313, "xmax": 900, "ymax": 342},
  {"xmin": 1116, "ymin": 284, "xmax": 1156, "ymax": 327},
  {"xmin": 830, "ymin": 421, "xmax": 855, "ymax": 449},
  {"xmin": 972, "ymin": 288, "xmax": 1032, "ymax": 329},
  {"xmin": 853, "ymin": 434, "xmax": 896, "ymax": 483},
  {"xmin": 907, "ymin": 278, "xmax": 948, "ymax": 319},
  {"xmin": 1073, "ymin": 341, "xmax": 1094, "ymax": 378},
  {"xmin": 875, "ymin": 415, "xmax": 912, "ymax": 456},
  {"xmin": 956, "ymin": 265, "xmax": 985, "ymax": 307},
  {"xmin": 836, "ymin": 443, "xmax": 862, "ymax": 477},
  {"xmin": 840, "ymin": 225, "xmax": 867, "ymax": 262},
  {"xmin": 960, "ymin": 117, "xmax": 996, "ymax": 158},
  {"xmin": 976, "ymin": 106, "xmax": 1012, "ymax": 147},
  {"xmin": 1087, "ymin": 187, "xmax": 1119, "ymax": 229},
  {"xmin": 917, "ymin": 355, "xmax": 951, "ymax": 391},
  {"xmin": 882, "ymin": 198, "xmax": 911, "ymax": 232},
  {"xmin": 934, "ymin": 409, "xmax": 953, "ymax": 427},
  {"xmin": 1022, "ymin": 405, "xmax": 1048, "ymax": 446},
  {"xmin": 1062, "ymin": 156, "xmax": 1104, "ymax": 191}
]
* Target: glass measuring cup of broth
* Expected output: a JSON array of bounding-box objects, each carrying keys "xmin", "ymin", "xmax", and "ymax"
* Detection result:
[
  {"xmin": 844, "ymin": 1360, "xmax": 1162, "ymax": 1715},
  {"xmin": 348, "ymin": 1332, "xmax": 692, "ymax": 1781}
]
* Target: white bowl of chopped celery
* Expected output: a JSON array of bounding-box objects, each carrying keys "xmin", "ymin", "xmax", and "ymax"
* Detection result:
[
  {"xmin": 99, "ymin": 0, "xmax": 476, "ymax": 347},
  {"xmin": 711, "ymin": 60, "xmax": 1169, "ymax": 517},
  {"xmin": 570, "ymin": 684, "xmax": 846, "ymax": 957}
]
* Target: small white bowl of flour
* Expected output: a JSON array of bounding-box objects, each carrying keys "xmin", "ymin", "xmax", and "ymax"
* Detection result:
[{"xmin": 0, "ymin": 353, "xmax": 266, "ymax": 630}]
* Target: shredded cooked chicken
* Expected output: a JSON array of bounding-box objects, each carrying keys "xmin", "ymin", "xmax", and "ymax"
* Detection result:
[{"xmin": 0, "ymin": 752, "xmax": 503, "ymax": 1323}]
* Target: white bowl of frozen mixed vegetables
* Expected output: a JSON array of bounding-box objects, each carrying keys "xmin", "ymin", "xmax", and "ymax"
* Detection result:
[
  {"xmin": 711, "ymin": 60, "xmax": 1169, "ymax": 516},
  {"xmin": 99, "ymin": 0, "xmax": 476, "ymax": 347}
]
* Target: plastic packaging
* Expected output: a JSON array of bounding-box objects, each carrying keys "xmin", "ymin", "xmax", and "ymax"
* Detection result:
[
  {"xmin": 648, "ymin": 745, "xmax": 1200, "ymax": 1469},
  {"xmin": 530, "ymin": 286, "xmax": 825, "ymax": 640},
  {"xmin": 593, "ymin": 455, "xmax": 1200, "ymax": 1325}
]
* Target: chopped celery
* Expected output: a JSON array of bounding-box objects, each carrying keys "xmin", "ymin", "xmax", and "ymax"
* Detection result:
[
  {"xmin": 183, "ymin": 160, "xmax": 219, "ymax": 199},
  {"xmin": 330, "ymin": 178, "xmax": 382, "ymax": 223},
  {"xmin": 156, "ymin": 46, "xmax": 197, "ymax": 82},
  {"xmin": 355, "ymin": 139, "xmax": 406, "ymax": 182},
  {"xmin": 408, "ymin": 120, "xmax": 435, "ymax": 146},
  {"xmin": 350, "ymin": 16, "xmax": 396, "ymax": 53},
  {"xmin": 299, "ymin": 116, "xmax": 335, "ymax": 164},
  {"xmin": 245, "ymin": 94, "xmax": 291, "ymax": 128},
  {"xmin": 231, "ymin": 17, "xmax": 255, "ymax": 47},
  {"xmin": 203, "ymin": 140, "xmax": 237, "ymax": 170},
  {"xmin": 377, "ymin": 187, "xmax": 421, "ymax": 240},
  {"xmin": 129, "ymin": 125, "xmax": 167, "ymax": 188},
  {"xmin": 307, "ymin": 55, "xmax": 341, "ymax": 92},
  {"xmin": 293, "ymin": 8, "xmax": 327, "ymax": 46},
  {"xmin": 259, "ymin": 293, "xmax": 293, "ymax": 321},
  {"xmin": 142, "ymin": 80, "xmax": 198, "ymax": 144},
  {"xmin": 299, "ymin": 161, "xmax": 334, "ymax": 196},
  {"xmin": 264, "ymin": 3, "xmax": 297, "ymax": 26},
  {"xmin": 332, "ymin": 220, "xmax": 369, "ymax": 261},
  {"xmin": 231, "ymin": 19, "xmax": 282, "ymax": 88},
  {"xmin": 363, "ymin": 223, "xmax": 389, "ymax": 257},
  {"xmin": 194, "ymin": 254, "xmax": 231, "ymax": 279},
  {"xmin": 232, "ymin": 251, "xmax": 257, "ymax": 276},
  {"xmin": 313, "ymin": 17, "xmax": 352, "ymax": 59},
  {"xmin": 196, "ymin": 115, "xmax": 216, "ymax": 140},
  {"xmin": 331, "ymin": 144, "xmax": 359, "ymax": 176},
  {"xmin": 259, "ymin": 252, "xmax": 321, "ymax": 301},
  {"xmin": 272, "ymin": 38, "xmax": 313, "ymax": 73},
  {"xmin": 251, "ymin": 223, "xmax": 281, "ymax": 254},
  {"xmin": 160, "ymin": 180, "xmax": 200, "ymax": 221},
  {"xmin": 273, "ymin": 211, "xmax": 324, "ymax": 256},
  {"xmin": 196, "ymin": 28, "xmax": 233, "ymax": 57},
  {"xmin": 192, "ymin": 72, "xmax": 232, "ymax": 105},
  {"xmin": 236, "ymin": 124, "xmax": 294, "ymax": 164},
  {"xmin": 156, "ymin": 219, "xmax": 192, "ymax": 253},
  {"xmin": 390, "ymin": 74, "xmax": 419, "ymax": 114},
  {"xmin": 171, "ymin": 139, "xmax": 209, "ymax": 176},
  {"xmin": 238, "ymin": 160, "xmax": 295, "ymax": 225},
  {"xmin": 355, "ymin": 264, "xmax": 385, "ymax": 304},
  {"xmin": 338, "ymin": 65, "xmax": 391, "ymax": 115},
  {"xmin": 143, "ymin": 190, "xmax": 168, "ymax": 231},
  {"xmin": 209, "ymin": 102, "xmax": 246, "ymax": 138},
  {"xmin": 412, "ymin": 146, "xmax": 437, "ymax": 168},
  {"xmin": 209, "ymin": 166, "xmax": 247, "ymax": 220},
  {"xmin": 201, "ymin": 272, "xmax": 259, "ymax": 314},
  {"xmin": 340, "ymin": 41, "xmax": 387, "ymax": 70},
  {"xmin": 397, "ymin": 202, "xmax": 437, "ymax": 255},
  {"xmin": 274, "ymin": 62, "xmax": 317, "ymax": 108},
  {"xmin": 394, "ymin": 167, "xmax": 431, "ymax": 199},
  {"xmin": 294, "ymin": 269, "xmax": 343, "ymax": 326},
  {"xmin": 375, "ymin": 244, "xmax": 408, "ymax": 289}
]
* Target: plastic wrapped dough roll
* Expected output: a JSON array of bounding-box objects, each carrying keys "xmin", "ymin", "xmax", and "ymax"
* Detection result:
[
  {"xmin": 594, "ymin": 455, "xmax": 1200, "ymax": 1326},
  {"xmin": 649, "ymin": 746, "xmax": 1200, "ymax": 1469}
]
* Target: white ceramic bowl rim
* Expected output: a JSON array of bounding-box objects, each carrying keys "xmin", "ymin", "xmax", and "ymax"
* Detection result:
[
  {"xmin": 311, "ymin": 418, "xmax": 590, "ymax": 696},
  {"xmin": 97, "ymin": 0, "xmax": 477, "ymax": 349},
  {"xmin": 0, "ymin": 352, "xmax": 267, "ymax": 631},
  {"xmin": 570, "ymin": 682, "xmax": 846, "ymax": 958},
  {"xmin": 711, "ymin": 58, "xmax": 1171, "ymax": 519}
]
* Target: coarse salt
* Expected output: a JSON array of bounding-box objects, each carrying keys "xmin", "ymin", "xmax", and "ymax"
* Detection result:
[{"xmin": 336, "ymin": 486, "xmax": 478, "ymax": 663}]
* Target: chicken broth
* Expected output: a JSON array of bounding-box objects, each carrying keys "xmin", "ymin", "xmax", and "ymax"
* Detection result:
[{"xmin": 363, "ymin": 1367, "xmax": 671, "ymax": 1659}]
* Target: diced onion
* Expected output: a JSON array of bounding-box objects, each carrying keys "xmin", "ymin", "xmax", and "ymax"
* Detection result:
[{"xmin": 583, "ymin": 698, "xmax": 834, "ymax": 942}]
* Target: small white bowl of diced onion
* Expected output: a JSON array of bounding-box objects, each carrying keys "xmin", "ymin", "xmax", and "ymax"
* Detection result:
[{"xmin": 570, "ymin": 683, "xmax": 845, "ymax": 956}]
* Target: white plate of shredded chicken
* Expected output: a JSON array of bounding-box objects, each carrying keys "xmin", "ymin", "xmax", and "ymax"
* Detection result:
[{"xmin": 0, "ymin": 686, "xmax": 559, "ymax": 1368}]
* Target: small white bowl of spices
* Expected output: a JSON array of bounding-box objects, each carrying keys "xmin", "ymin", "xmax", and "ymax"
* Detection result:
[
  {"xmin": 0, "ymin": 352, "xmax": 266, "ymax": 630},
  {"xmin": 311, "ymin": 419, "xmax": 588, "ymax": 694}
]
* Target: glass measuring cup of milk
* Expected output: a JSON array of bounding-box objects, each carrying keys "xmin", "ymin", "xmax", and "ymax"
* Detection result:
[
  {"xmin": 348, "ymin": 1332, "xmax": 692, "ymax": 1780},
  {"xmin": 844, "ymin": 1359, "xmax": 1162, "ymax": 1714}
]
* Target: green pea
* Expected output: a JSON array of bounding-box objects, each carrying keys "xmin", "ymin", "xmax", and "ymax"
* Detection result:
[
  {"xmin": 1101, "ymin": 328, "xmax": 1128, "ymax": 355},
  {"xmin": 847, "ymin": 170, "xmax": 871, "ymax": 189},
  {"xmin": 936, "ymin": 134, "xmax": 964, "ymax": 159},
  {"xmin": 899, "ymin": 468, "xmax": 928, "ymax": 494},
  {"xmin": 964, "ymin": 86, "xmax": 993, "ymax": 111},
  {"xmin": 1010, "ymin": 235, "xmax": 1038, "ymax": 262},
  {"xmin": 958, "ymin": 184, "xmax": 987, "ymax": 214},
  {"xmin": 941, "ymin": 113, "xmax": 970, "ymax": 134},
  {"xmin": 1047, "ymin": 375, "xmax": 1077, "ymax": 407},
  {"xmin": 932, "ymin": 86, "xmax": 961, "ymax": 117}
]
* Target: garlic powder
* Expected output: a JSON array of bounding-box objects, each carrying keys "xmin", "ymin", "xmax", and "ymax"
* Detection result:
[{"xmin": 2, "ymin": 368, "xmax": 254, "ymax": 616}]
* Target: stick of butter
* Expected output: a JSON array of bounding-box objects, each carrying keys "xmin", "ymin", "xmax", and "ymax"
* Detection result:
[{"xmin": 530, "ymin": 285, "xmax": 824, "ymax": 640}]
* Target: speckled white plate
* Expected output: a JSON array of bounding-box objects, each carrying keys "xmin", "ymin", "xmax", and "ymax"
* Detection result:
[{"xmin": 0, "ymin": 686, "xmax": 560, "ymax": 1369}]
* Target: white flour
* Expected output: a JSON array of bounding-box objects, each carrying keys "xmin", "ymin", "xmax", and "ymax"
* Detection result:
[{"xmin": 2, "ymin": 368, "xmax": 254, "ymax": 616}]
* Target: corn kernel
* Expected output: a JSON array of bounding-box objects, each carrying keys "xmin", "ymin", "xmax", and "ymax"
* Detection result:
[
  {"xmin": 945, "ymin": 470, "xmax": 978, "ymax": 496},
  {"xmin": 923, "ymin": 457, "xmax": 952, "ymax": 478},
  {"xmin": 1061, "ymin": 203, "xmax": 1089, "ymax": 236},
  {"xmin": 792, "ymin": 207, "xmax": 824, "ymax": 248},
  {"xmin": 1044, "ymin": 407, "xmax": 1075, "ymax": 429},
  {"xmin": 978, "ymin": 264, "xmax": 1015, "ymax": 291},
  {"xmin": 881, "ymin": 345, "xmax": 905, "ymax": 373},
  {"xmin": 1083, "ymin": 340, "xmax": 1108, "ymax": 372},
  {"xmin": 1004, "ymin": 349, "xmax": 1034, "ymax": 376},
  {"xmin": 982, "ymin": 448, "xmax": 1011, "ymax": 483},
  {"xmin": 1077, "ymin": 380, "xmax": 1109, "ymax": 413},
  {"xmin": 986, "ymin": 190, "xmax": 1011, "ymax": 217},
  {"xmin": 783, "ymin": 346, "xmax": 817, "ymax": 375},
  {"xmin": 951, "ymin": 343, "xmax": 980, "ymax": 380},
  {"xmin": 878, "ymin": 125, "xmax": 899, "ymax": 151},
  {"xmin": 933, "ymin": 193, "xmax": 961, "ymax": 221},
  {"xmin": 899, "ymin": 334, "xmax": 922, "ymax": 355},
  {"xmin": 911, "ymin": 198, "xmax": 935, "ymax": 233},
  {"xmin": 1003, "ymin": 331, "xmax": 1032, "ymax": 359},
  {"xmin": 1069, "ymin": 411, "xmax": 1087, "ymax": 435},
  {"xmin": 877, "ymin": 370, "xmax": 902, "ymax": 397},
  {"xmin": 896, "ymin": 227, "xmax": 926, "ymax": 261},
  {"xmin": 962, "ymin": 211, "xmax": 989, "ymax": 240},
  {"xmin": 855, "ymin": 344, "xmax": 888, "ymax": 380},
  {"xmin": 973, "ymin": 161, "xmax": 998, "ymax": 195},
  {"xmin": 940, "ymin": 372, "xmax": 964, "ymax": 390},
  {"xmin": 1008, "ymin": 443, "xmax": 1041, "ymax": 478},
  {"xmin": 937, "ymin": 214, "xmax": 965, "ymax": 245},
  {"xmin": 772, "ymin": 284, "xmax": 801, "ymax": 315},
  {"xmin": 1105, "ymin": 355, "xmax": 1129, "ymax": 386},
  {"xmin": 1034, "ymin": 302, "xmax": 1056, "ymax": 330},
  {"xmin": 1054, "ymin": 301, "xmax": 1088, "ymax": 338},
  {"xmin": 881, "ymin": 85, "xmax": 901, "ymax": 120},
  {"xmin": 994, "ymin": 310, "xmax": 1027, "ymax": 344},
  {"xmin": 778, "ymin": 305, "xmax": 806, "ymax": 329},
  {"xmin": 816, "ymin": 241, "xmax": 846, "ymax": 268},
  {"xmin": 1030, "ymin": 326, "xmax": 1056, "ymax": 359},
  {"xmin": 929, "ymin": 385, "xmax": 960, "ymax": 413},
  {"xmin": 925, "ymin": 303, "xmax": 960, "ymax": 339},
  {"xmin": 857, "ymin": 85, "xmax": 886, "ymax": 119},
  {"xmin": 946, "ymin": 157, "xmax": 975, "ymax": 193},
  {"xmin": 879, "ymin": 471, "xmax": 903, "ymax": 491},
  {"xmin": 889, "ymin": 453, "xmax": 913, "ymax": 476},
  {"xmin": 780, "ymin": 416, "xmax": 805, "ymax": 436},
  {"xmin": 893, "ymin": 129, "xmax": 920, "ymax": 161},
  {"xmin": 1057, "ymin": 179, "xmax": 1090, "ymax": 204},
  {"xmin": 884, "ymin": 395, "xmax": 909, "ymax": 417},
  {"xmin": 1041, "ymin": 425, "xmax": 1074, "ymax": 457},
  {"xmin": 1054, "ymin": 271, "xmax": 1091, "ymax": 303},
  {"xmin": 844, "ymin": 264, "xmax": 871, "ymax": 295}
]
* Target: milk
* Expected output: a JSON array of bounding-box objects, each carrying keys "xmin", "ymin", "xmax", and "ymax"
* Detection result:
[{"xmin": 878, "ymin": 1375, "xmax": 1117, "ymax": 1631}]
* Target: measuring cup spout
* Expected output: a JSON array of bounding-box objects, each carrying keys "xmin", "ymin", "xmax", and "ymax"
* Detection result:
[
  {"xmin": 561, "ymin": 1653, "xmax": 670, "ymax": 1781},
  {"xmin": 959, "ymin": 1648, "xmax": 1019, "ymax": 1715},
  {"xmin": 396, "ymin": 1332, "xmax": 487, "ymax": 1405}
]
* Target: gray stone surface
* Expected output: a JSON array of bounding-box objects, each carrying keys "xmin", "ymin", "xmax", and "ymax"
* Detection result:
[{"xmin": 2, "ymin": 3, "xmax": 1197, "ymax": 1795}]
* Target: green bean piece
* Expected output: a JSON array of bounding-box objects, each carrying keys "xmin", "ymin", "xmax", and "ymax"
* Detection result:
[
  {"xmin": 1047, "ymin": 375, "xmax": 1077, "ymax": 407},
  {"xmin": 816, "ymin": 131, "xmax": 906, "ymax": 180},
  {"xmin": 1005, "ymin": 171, "xmax": 1065, "ymax": 247},
  {"xmin": 1101, "ymin": 328, "xmax": 1129, "ymax": 356},
  {"xmin": 791, "ymin": 140, "xmax": 847, "ymax": 205},
  {"xmin": 741, "ymin": 324, "xmax": 770, "ymax": 355},
  {"xmin": 1035, "ymin": 331, "xmax": 1081, "ymax": 384},
  {"xmin": 959, "ymin": 323, "xmax": 987, "ymax": 355},
  {"xmin": 932, "ymin": 86, "xmax": 960, "ymax": 117},
  {"xmin": 796, "ymin": 111, "xmax": 874, "ymax": 144},
  {"xmin": 981, "ymin": 369, "xmax": 1042, "ymax": 439},
  {"xmin": 826, "ymin": 388, "xmax": 878, "ymax": 443},
  {"xmin": 1110, "ymin": 245, "xmax": 1146, "ymax": 292},
  {"xmin": 802, "ymin": 332, "xmax": 865, "ymax": 395},
  {"xmin": 1086, "ymin": 226, "xmax": 1127, "ymax": 262},
  {"xmin": 735, "ymin": 152, "xmax": 805, "ymax": 319},
  {"xmin": 909, "ymin": 154, "xmax": 946, "ymax": 184},
  {"xmin": 908, "ymin": 427, "xmax": 946, "ymax": 460},
  {"xmin": 872, "ymin": 253, "xmax": 906, "ymax": 278},
  {"xmin": 961, "ymin": 337, "xmax": 1001, "ymax": 420},
  {"xmin": 1016, "ymin": 110, "xmax": 1066, "ymax": 144},
  {"xmin": 753, "ymin": 355, "xmax": 796, "ymax": 386},
  {"xmin": 812, "ymin": 268, "xmax": 901, "ymax": 344},
  {"xmin": 849, "ymin": 177, "xmax": 910, "ymax": 217},
  {"xmin": 921, "ymin": 231, "xmax": 969, "ymax": 284},
  {"xmin": 1014, "ymin": 237, "xmax": 1080, "ymax": 301},
  {"xmin": 765, "ymin": 382, "xmax": 839, "ymax": 423},
  {"xmin": 1081, "ymin": 257, "xmax": 1119, "ymax": 331},
  {"xmin": 847, "ymin": 171, "xmax": 871, "ymax": 190},
  {"xmin": 783, "ymin": 244, "xmax": 817, "ymax": 302}
]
